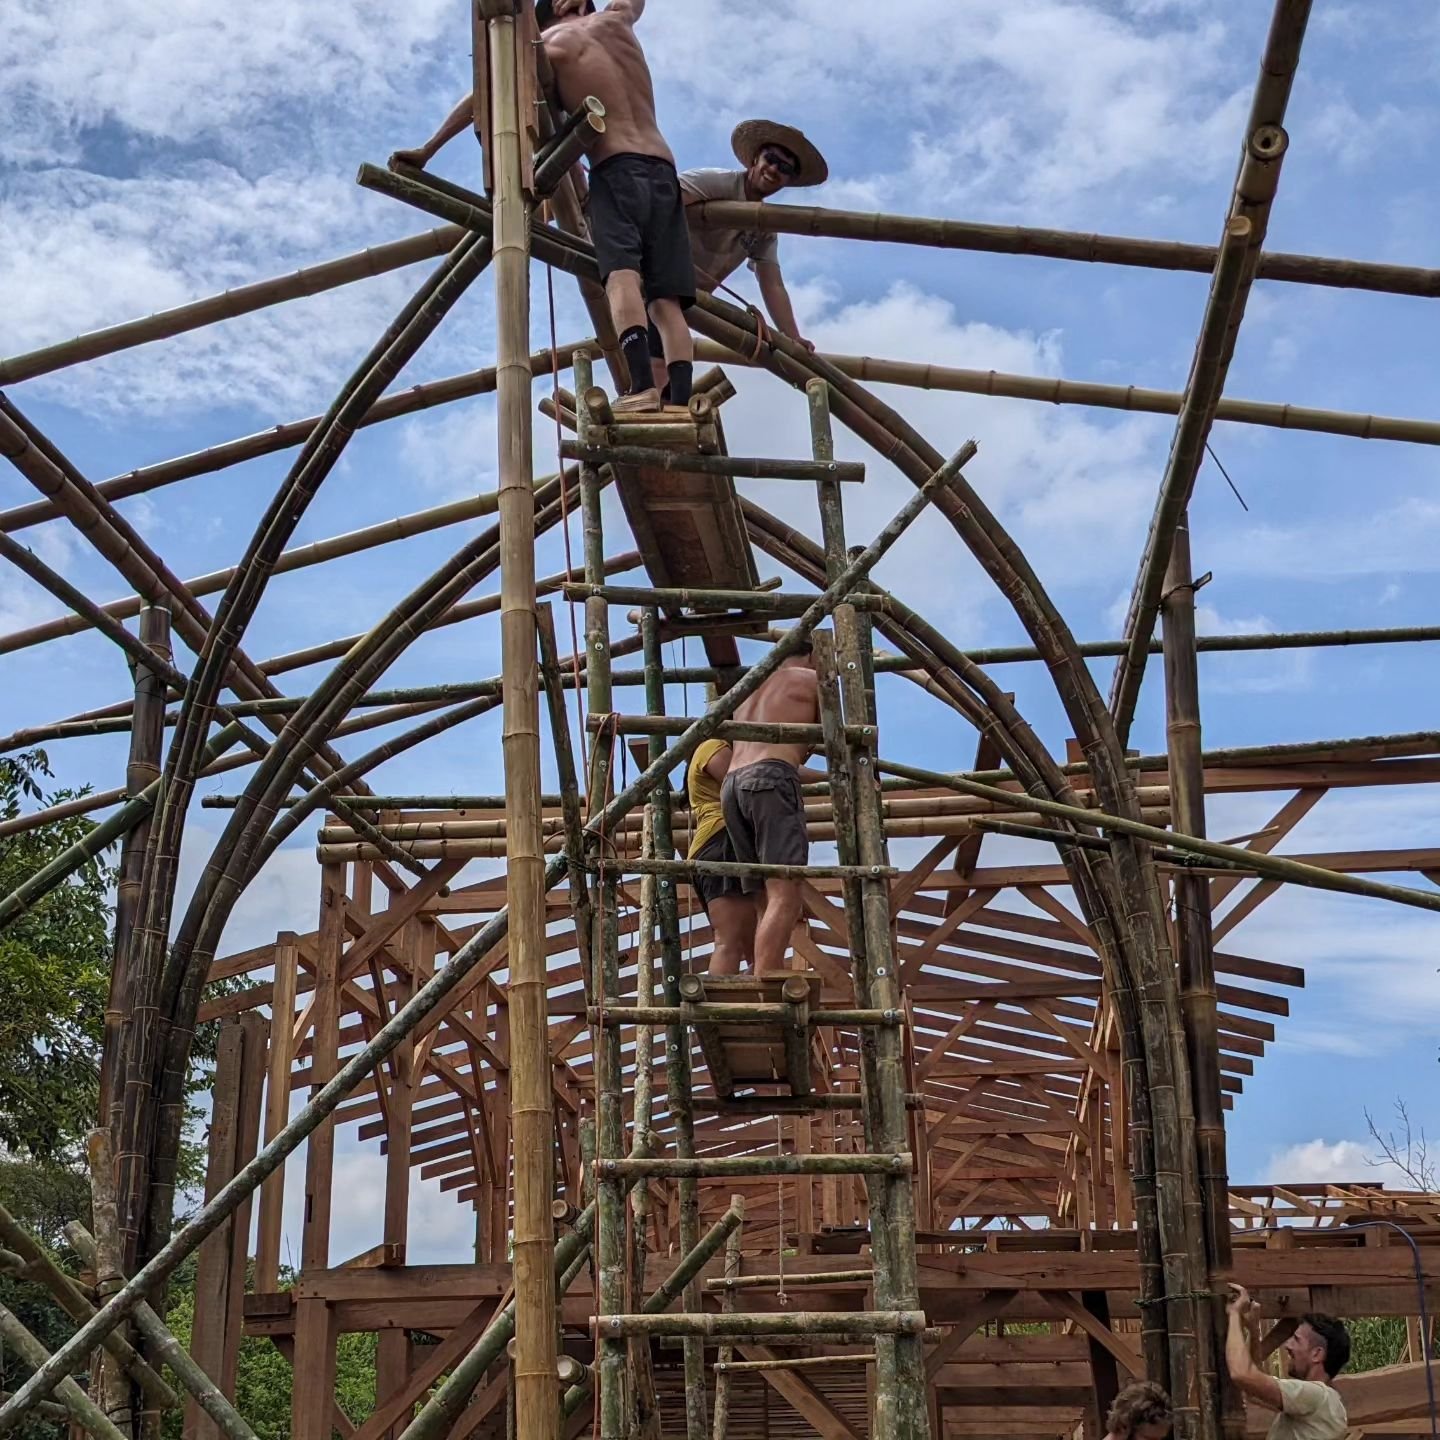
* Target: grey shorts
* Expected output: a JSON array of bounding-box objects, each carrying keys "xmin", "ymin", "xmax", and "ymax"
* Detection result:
[
  {"xmin": 691, "ymin": 829, "xmax": 745, "ymax": 911},
  {"xmin": 720, "ymin": 760, "xmax": 808, "ymax": 893}
]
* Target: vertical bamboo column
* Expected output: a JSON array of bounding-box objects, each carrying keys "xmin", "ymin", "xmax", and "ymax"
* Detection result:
[
  {"xmin": 807, "ymin": 379, "xmax": 928, "ymax": 1440},
  {"xmin": 640, "ymin": 606, "xmax": 707, "ymax": 1440},
  {"xmin": 483, "ymin": 6, "xmax": 557, "ymax": 1440},
  {"xmin": 102, "ymin": 602, "xmax": 171, "ymax": 1131},
  {"xmin": 710, "ymin": 1198, "xmax": 745, "ymax": 1440},
  {"xmin": 1162, "ymin": 514, "xmax": 1240, "ymax": 1440},
  {"xmin": 597, "ymin": 872, "xmax": 627, "ymax": 1440}
]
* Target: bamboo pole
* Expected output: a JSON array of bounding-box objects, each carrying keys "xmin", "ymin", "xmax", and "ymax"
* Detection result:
[
  {"xmin": 875, "ymin": 755, "xmax": 1440, "ymax": 913},
  {"xmin": 85, "ymin": 1131, "xmax": 131, "ymax": 1436},
  {"xmin": 484, "ymin": 11, "xmax": 557, "ymax": 1440},
  {"xmin": 66, "ymin": 1225, "xmax": 259, "ymax": 1440},
  {"xmin": 1163, "ymin": 516, "xmax": 1243, "ymax": 1440},
  {"xmin": 560, "ymin": 441, "xmax": 864, "ymax": 482},
  {"xmin": 597, "ymin": 1156, "xmax": 910, "ymax": 1179},
  {"xmin": 101, "ymin": 603, "xmax": 170, "ymax": 1129},
  {"xmin": 590, "ymin": 1313, "xmax": 927, "ymax": 1339},
  {"xmin": 689, "ymin": 198, "xmax": 1440, "ymax": 299},
  {"xmin": 706, "ymin": 1270, "xmax": 873, "ymax": 1292},
  {"xmin": 0, "ymin": 491, "xmax": 501, "ymax": 656},
  {"xmin": 0, "ymin": 228, "xmax": 463, "ymax": 386},
  {"xmin": 713, "ymin": 1354, "xmax": 876, "ymax": 1374},
  {"xmin": 597, "ymin": 874, "xmax": 628, "ymax": 1440},
  {"xmin": 0, "ymin": 347, "xmax": 592, "ymax": 536},
  {"xmin": 711, "ymin": 1201, "xmax": 744, "ymax": 1440},
  {"xmin": 0, "ymin": 1303, "xmax": 129, "ymax": 1440}
]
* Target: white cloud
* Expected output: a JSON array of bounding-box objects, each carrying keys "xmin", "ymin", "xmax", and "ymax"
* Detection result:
[
  {"xmin": 1223, "ymin": 496, "xmax": 1440, "ymax": 581},
  {"xmin": 1266, "ymin": 1137, "xmax": 1409, "ymax": 1185},
  {"xmin": 399, "ymin": 398, "xmax": 501, "ymax": 500},
  {"xmin": 642, "ymin": 0, "xmax": 1247, "ymax": 219},
  {"xmin": 0, "ymin": 0, "xmax": 451, "ymax": 164}
]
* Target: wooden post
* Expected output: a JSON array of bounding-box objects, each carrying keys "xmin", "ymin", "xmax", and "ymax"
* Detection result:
[
  {"xmin": 102, "ymin": 602, "xmax": 171, "ymax": 1134},
  {"xmin": 220, "ymin": 1015, "xmax": 267, "ymax": 1405},
  {"xmin": 483, "ymin": 5, "xmax": 558, "ymax": 1440},
  {"xmin": 292, "ymin": 866, "xmax": 344, "ymax": 1440},
  {"xmin": 255, "ymin": 934, "xmax": 298, "ymax": 1292},
  {"xmin": 1162, "ymin": 513, "xmax": 1241, "ymax": 1440}
]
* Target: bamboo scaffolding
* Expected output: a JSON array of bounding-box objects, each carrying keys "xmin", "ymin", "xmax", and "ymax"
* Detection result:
[
  {"xmin": 689, "ymin": 198, "xmax": 1440, "ymax": 299},
  {"xmin": 712, "ymin": 1354, "xmax": 876, "ymax": 1373},
  {"xmin": 639, "ymin": 604, "xmax": 707, "ymax": 1440},
  {"xmin": 711, "ymin": 1200, "xmax": 745, "ymax": 1440},
  {"xmin": 591, "ymin": 1312, "xmax": 927, "ymax": 1339},
  {"xmin": 560, "ymin": 441, "xmax": 864, "ymax": 483},
  {"xmin": 0, "ymin": 375, "xmax": 973, "ymax": 1434}
]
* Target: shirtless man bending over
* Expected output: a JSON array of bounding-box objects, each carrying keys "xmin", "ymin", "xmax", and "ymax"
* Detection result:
[
  {"xmin": 390, "ymin": 0, "xmax": 695, "ymax": 414},
  {"xmin": 720, "ymin": 641, "xmax": 822, "ymax": 974}
]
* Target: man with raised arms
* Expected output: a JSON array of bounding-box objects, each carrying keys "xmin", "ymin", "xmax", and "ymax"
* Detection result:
[{"xmin": 391, "ymin": 0, "xmax": 695, "ymax": 413}]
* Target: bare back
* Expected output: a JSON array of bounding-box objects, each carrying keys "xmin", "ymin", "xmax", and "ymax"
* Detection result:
[
  {"xmin": 730, "ymin": 663, "xmax": 819, "ymax": 772},
  {"xmin": 543, "ymin": 9, "xmax": 672, "ymax": 165}
]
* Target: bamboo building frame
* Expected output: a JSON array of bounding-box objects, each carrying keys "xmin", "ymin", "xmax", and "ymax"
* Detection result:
[{"xmin": 3, "ymin": 3, "xmax": 1440, "ymax": 1440}]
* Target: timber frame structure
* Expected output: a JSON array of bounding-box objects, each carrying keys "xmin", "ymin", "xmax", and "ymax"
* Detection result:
[{"xmin": 2, "ymin": 4, "xmax": 1440, "ymax": 1440}]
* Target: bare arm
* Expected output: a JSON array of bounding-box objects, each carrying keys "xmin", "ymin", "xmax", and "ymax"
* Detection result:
[
  {"xmin": 756, "ymin": 262, "xmax": 814, "ymax": 352},
  {"xmin": 1226, "ymin": 1287, "xmax": 1283, "ymax": 1410},
  {"xmin": 703, "ymin": 746, "xmax": 732, "ymax": 786},
  {"xmin": 390, "ymin": 93, "xmax": 474, "ymax": 170}
]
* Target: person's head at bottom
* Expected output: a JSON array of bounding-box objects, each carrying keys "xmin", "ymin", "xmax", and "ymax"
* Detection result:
[
  {"xmin": 1282, "ymin": 1315, "xmax": 1351, "ymax": 1382},
  {"xmin": 1106, "ymin": 1381, "xmax": 1173, "ymax": 1440}
]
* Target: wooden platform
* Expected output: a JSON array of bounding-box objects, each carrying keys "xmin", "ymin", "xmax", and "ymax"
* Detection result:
[
  {"xmin": 605, "ymin": 405, "xmax": 759, "ymax": 668},
  {"xmin": 687, "ymin": 970, "xmax": 823, "ymax": 1100}
]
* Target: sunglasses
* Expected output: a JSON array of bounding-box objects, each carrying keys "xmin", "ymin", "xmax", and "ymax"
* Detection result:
[{"xmin": 758, "ymin": 146, "xmax": 800, "ymax": 179}]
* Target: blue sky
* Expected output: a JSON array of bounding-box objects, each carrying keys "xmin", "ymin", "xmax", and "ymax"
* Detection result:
[{"xmin": 3, "ymin": 0, "xmax": 1439, "ymax": 1254}]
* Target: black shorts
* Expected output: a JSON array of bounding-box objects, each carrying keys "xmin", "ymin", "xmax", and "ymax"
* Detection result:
[
  {"xmin": 720, "ymin": 760, "xmax": 808, "ymax": 894},
  {"xmin": 691, "ymin": 829, "xmax": 745, "ymax": 911},
  {"xmin": 586, "ymin": 153, "xmax": 696, "ymax": 306}
]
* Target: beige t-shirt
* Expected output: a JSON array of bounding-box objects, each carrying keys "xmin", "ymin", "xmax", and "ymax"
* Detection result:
[
  {"xmin": 677, "ymin": 168, "xmax": 779, "ymax": 291},
  {"xmin": 1266, "ymin": 1379, "xmax": 1348, "ymax": 1440}
]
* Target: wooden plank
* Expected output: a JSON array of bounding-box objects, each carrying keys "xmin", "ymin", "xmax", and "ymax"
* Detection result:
[
  {"xmin": 925, "ymin": 1290, "xmax": 1018, "ymax": 1380},
  {"xmin": 733, "ymin": 1344, "xmax": 864, "ymax": 1440}
]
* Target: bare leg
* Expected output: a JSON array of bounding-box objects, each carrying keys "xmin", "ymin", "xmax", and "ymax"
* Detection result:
[
  {"xmin": 753, "ymin": 878, "xmax": 802, "ymax": 974},
  {"xmin": 707, "ymin": 895, "xmax": 757, "ymax": 975},
  {"xmin": 605, "ymin": 269, "xmax": 647, "ymax": 333},
  {"xmin": 648, "ymin": 297, "xmax": 693, "ymax": 364}
]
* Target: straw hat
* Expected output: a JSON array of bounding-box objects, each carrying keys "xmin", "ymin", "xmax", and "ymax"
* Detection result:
[{"xmin": 731, "ymin": 120, "xmax": 828, "ymax": 188}]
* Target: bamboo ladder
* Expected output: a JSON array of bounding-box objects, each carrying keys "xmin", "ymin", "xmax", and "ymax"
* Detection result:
[{"xmin": 569, "ymin": 357, "xmax": 931, "ymax": 1440}]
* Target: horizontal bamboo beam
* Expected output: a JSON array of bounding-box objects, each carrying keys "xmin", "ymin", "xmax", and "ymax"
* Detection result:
[
  {"xmin": 690, "ymin": 198, "xmax": 1440, "ymax": 299},
  {"xmin": 877, "ymin": 757, "xmax": 1440, "ymax": 915},
  {"xmin": 691, "ymin": 341, "xmax": 1440, "ymax": 448},
  {"xmin": 706, "ymin": 1269, "xmax": 874, "ymax": 1292},
  {"xmin": 0, "ymin": 226, "xmax": 464, "ymax": 386},
  {"xmin": 591, "ymin": 1311, "xmax": 927, "ymax": 1339},
  {"xmin": 609, "ymin": 858, "xmax": 897, "ymax": 882},
  {"xmin": 596, "ymin": 1155, "xmax": 911, "ymax": 1179},
  {"xmin": 0, "ymin": 490, "xmax": 501, "ymax": 655},
  {"xmin": 591, "ymin": 1005, "xmax": 899, "ymax": 1027},
  {"xmin": 560, "ymin": 441, "xmax": 864, "ymax": 483},
  {"xmin": 0, "ymin": 343, "xmax": 592, "ymax": 534},
  {"xmin": 712, "ymin": 1354, "xmax": 876, "ymax": 1373}
]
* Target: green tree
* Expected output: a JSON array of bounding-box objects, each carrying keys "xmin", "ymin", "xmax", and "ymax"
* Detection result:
[{"xmin": 0, "ymin": 751, "xmax": 111, "ymax": 1159}]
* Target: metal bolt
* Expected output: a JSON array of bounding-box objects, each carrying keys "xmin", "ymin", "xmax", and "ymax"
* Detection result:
[{"xmin": 876, "ymin": 966, "xmax": 887, "ymax": 977}]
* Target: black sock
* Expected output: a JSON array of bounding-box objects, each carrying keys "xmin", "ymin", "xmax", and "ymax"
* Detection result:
[
  {"xmin": 667, "ymin": 361, "xmax": 693, "ymax": 407},
  {"xmin": 619, "ymin": 326, "xmax": 652, "ymax": 394}
]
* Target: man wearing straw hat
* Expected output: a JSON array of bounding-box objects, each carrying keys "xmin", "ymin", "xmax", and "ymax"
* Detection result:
[
  {"xmin": 390, "ymin": 0, "xmax": 696, "ymax": 414},
  {"xmin": 647, "ymin": 120, "xmax": 829, "ymax": 397}
]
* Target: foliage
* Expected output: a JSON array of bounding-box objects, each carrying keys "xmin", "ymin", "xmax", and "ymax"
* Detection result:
[{"xmin": 0, "ymin": 751, "xmax": 112, "ymax": 1159}]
